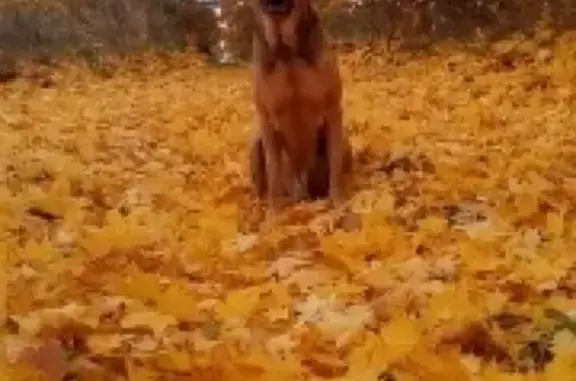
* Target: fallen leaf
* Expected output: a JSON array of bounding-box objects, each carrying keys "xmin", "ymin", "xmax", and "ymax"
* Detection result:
[
  {"xmin": 16, "ymin": 339, "xmax": 67, "ymax": 381},
  {"xmin": 216, "ymin": 285, "xmax": 268, "ymax": 321},
  {"xmin": 121, "ymin": 310, "xmax": 177, "ymax": 337}
]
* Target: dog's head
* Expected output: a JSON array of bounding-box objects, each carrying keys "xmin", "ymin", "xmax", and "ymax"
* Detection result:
[{"xmin": 252, "ymin": 0, "xmax": 315, "ymax": 51}]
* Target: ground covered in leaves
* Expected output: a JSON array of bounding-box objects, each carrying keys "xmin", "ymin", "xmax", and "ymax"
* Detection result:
[{"xmin": 3, "ymin": 30, "xmax": 576, "ymax": 381}]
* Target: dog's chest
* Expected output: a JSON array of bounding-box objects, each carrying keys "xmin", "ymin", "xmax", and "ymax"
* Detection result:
[{"xmin": 260, "ymin": 62, "xmax": 327, "ymax": 118}]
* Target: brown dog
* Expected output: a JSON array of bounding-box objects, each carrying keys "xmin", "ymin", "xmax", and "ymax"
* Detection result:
[{"xmin": 249, "ymin": 0, "xmax": 351, "ymax": 216}]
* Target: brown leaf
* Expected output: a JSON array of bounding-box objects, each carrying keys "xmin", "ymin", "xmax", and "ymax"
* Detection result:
[
  {"xmin": 17, "ymin": 339, "xmax": 67, "ymax": 381},
  {"xmin": 301, "ymin": 352, "xmax": 348, "ymax": 378}
]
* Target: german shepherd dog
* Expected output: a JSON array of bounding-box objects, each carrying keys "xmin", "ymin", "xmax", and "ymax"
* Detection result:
[{"xmin": 249, "ymin": 0, "xmax": 352, "ymax": 217}]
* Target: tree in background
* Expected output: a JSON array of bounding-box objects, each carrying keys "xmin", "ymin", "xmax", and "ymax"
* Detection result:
[
  {"xmin": 219, "ymin": 0, "xmax": 253, "ymax": 62},
  {"xmin": 1, "ymin": 0, "xmax": 576, "ymax": 66},
  {"xmin": 0, "ymin": 0, "xmax": 219, "ymax": 60},
  {"xmin": 216, "ymin": 0, "xmax": 576, "ymax": 62}
]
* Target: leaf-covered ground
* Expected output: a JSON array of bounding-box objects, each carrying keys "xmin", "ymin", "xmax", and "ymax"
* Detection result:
[{"xmin": 3, "ymin": 32, "xmax": 576, "ymax": 381}]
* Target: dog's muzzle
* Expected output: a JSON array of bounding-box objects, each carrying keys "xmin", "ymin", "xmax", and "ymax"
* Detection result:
[{"xmin": 260, "ymin": 0, "xmax": 294, "ymax": 15}]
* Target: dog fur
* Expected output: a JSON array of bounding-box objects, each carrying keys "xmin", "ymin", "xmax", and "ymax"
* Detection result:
[{"xmin": 249, "ymin": 0, "xmax": 351, "ymax": 215}]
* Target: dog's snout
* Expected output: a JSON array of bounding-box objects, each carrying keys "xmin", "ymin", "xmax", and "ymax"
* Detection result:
[{"xmin": 260, "ymin": 0, "xmax": 294, "ymax": 14}]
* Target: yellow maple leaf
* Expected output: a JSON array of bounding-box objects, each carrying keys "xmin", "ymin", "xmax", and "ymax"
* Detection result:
[
  {"xmin": 484, "ymin": 292, "xmax": 509, "ymax": 315},
  {"xmin": 115, "ymin": 269, "xmax": 164, "ymax": 305},
  {"xmin": 523, "ymin": 256, "xmax": 560, "ymax": 285},
  {"xmin": 22, "ymin": 239, "xmax": 58, "ymax": 266},
  {"xmin": 552, "ymin": 329, "xmax": 576, "ymax": 356},
  {"xmin": 546, "ymin": 296, "xmax": 576, "ymax": 312},
  {"xmin": 542, "ymin": 352, "xmax": 576, "ymax": 381},
  {"xmin": 156, "ymin": 349, "xmax": 192, "ymax": 372},
  {"xmin": 121, "ymin": 310, "xmax": 177, "ymax": 337},
  {"xmin": 417, "ymin": 216, "xmax": 448, "ymax": 236},
  {"xmin": 459, "ymin": 240, "xmax": 503, "ymax": 273},
  {"xmin": 83, "ymin": 210, "xmax": 154, "ymax": 256},
  {"xmin": 514, "ymin": 194, "xmax": 539, "ymax": 219},
  {"xmin": 320, "ymin": 231, "xmax": 369, "ymax": 273},
  {"xmin": 80, "ymin": 231, "xmax": 113, "ymax": 258},
  {"xmin": 362, "ymin": 223, "xmax": 395, "ymax": 254},
  {"xmin": 5, "ymin": 364, "xmax": 44, "ymax": 381},
  {"xmin": 408, "ymin": 346, "xmax": 471, "ymax": 381},
  {"xmin": 155, "ymin": 282, "xmax": 198, "ymax": 321},
  {"xmin": 351, "ymin": 188, "xmax": 395, "ymax": 220},
  {"xmin": 49, "ymin": 176, "xmax": 72, "ymax": 197},
  {"xmin": 216, "ymin": 284, "xmax": 269, "ymax": 321},
  {"xmin": 379, "ymin": 316, "xmax": 423, "ymax": 363},
  {"xmin": 125, "ymin": 359, "xmax": 158, "ymax": 381},
  {"xmin": 479, "ymin": 364, "xmax": 528, "ymax": 381},
  {"xmin": 458, "ymin": 220, "xmax": 499, "ymax": 243},
  {"xmin": 86, "ymin": 334, "xmax": 126, "ymax": 355},
  {"xmin": 106, "ymin": 210, "xmax": 154, "ymax": 249},
  {"xmin": 424, "ymin": 284, "xmax": 482, "ymax": 325},
  {"xmin": 342, "ymin": 332, "xmax": 388, "ymax": 381},
  {"xmin": 237, "ymin": 350, "xmax": 305, "ymax": 381},
  {"xmin": 546, "ymin": 210, "xmax": 565, "ymax": 237}
]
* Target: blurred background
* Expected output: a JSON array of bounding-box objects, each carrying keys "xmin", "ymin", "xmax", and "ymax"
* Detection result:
[{"xmin": 0, "ymin": 0, "xmax": 575, "ymax": 68}]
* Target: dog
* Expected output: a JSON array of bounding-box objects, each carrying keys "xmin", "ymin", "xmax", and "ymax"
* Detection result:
[{"xmin": 249, "ymin": 0, "xmax": 351, "ymax": 216}]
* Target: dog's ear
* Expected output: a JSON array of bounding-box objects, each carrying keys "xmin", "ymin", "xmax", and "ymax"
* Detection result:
[
  {"xmin": 250, "ymin": 0, "xmax": 266, "ymax": 17},
  {"xmin": 295, "ymin": 3, "xmax": 321, "ymax": 63},
  {"xmin": 251, "ymin": 0, "xmax": 281, "ymax": 54}
]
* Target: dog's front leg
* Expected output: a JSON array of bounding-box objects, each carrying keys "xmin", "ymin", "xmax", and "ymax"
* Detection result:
[
  {"xmin": 286, "ymin": 160, "xmax": 308, "ymax": 203},
  {"xmin": 326, "ymin": 104, "xmax": 345, "ymax": 207},
  {"xmin": 249, "ymin": 130, "xmax": 267, "ymax": 198},
  {"xmin": 260, "ymin": 119, "xmax": 284, "ymax": 216}
]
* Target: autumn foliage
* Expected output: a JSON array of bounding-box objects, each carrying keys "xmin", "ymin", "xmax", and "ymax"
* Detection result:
[{"xmin": 3, "ymin": 27, "xmax": 576, "ymax": 381}]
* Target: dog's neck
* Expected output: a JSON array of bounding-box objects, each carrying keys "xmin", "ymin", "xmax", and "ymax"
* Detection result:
[{"xmin": 254, "ymin": 6, "xmax": 322, "ymax": 72}]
